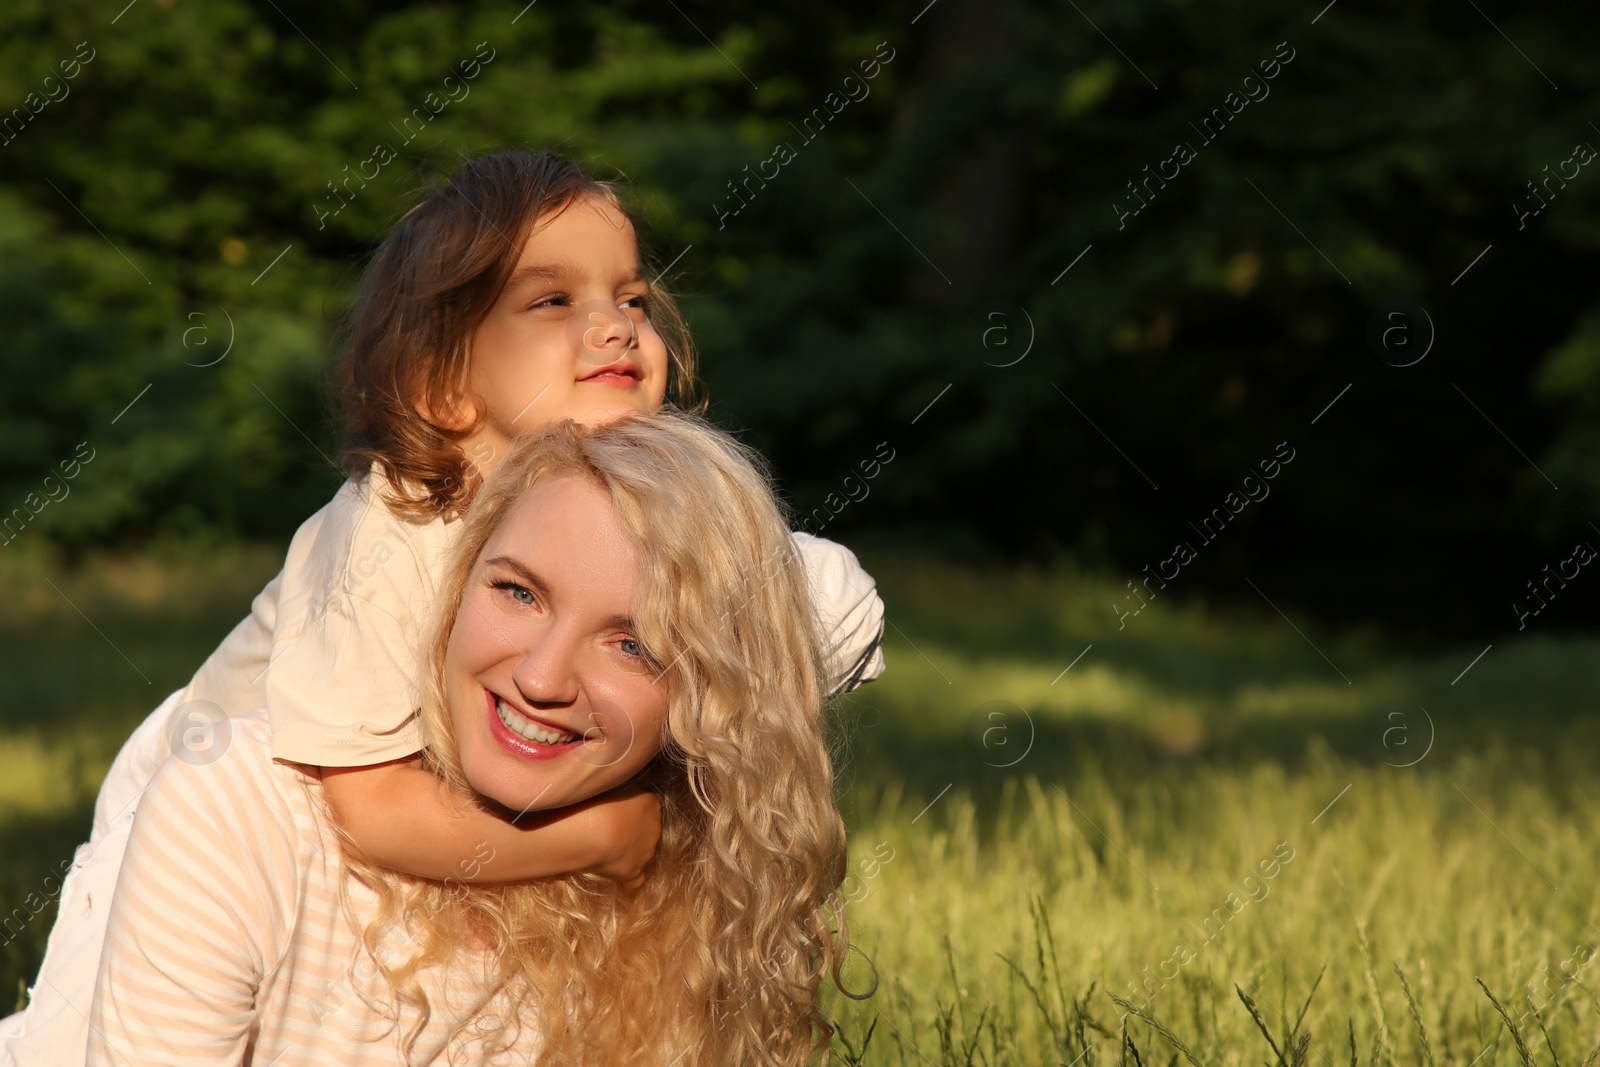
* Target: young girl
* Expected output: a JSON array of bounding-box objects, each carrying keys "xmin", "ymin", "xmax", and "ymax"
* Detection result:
[{"xmin": 2, "ymin": 150, "xmax": 884, "ymax": 1066}]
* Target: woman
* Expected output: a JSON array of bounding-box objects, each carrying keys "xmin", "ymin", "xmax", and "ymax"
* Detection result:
[{"xmin": 89, "ymin": 411, "xmax": 854, "ymax": 1065}]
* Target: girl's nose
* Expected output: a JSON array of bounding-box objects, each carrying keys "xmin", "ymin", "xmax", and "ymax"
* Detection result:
[{"xmin": 568, "ymin": 299, "xmax": 637, "ymax": 364}]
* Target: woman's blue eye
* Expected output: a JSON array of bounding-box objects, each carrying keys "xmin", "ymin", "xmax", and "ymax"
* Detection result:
[
  {"xmin": 492, "ymin": 580, "xmax": 537, "ymax": 606},
  {"xmin": 619, "ymin": 637, "xmax": 643, "ymax": 658}
]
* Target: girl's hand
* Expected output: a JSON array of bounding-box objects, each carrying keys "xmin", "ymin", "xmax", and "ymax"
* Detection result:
[{"xmin": 571, "ymin": 785, "xmax": 662, "ymax": 890}]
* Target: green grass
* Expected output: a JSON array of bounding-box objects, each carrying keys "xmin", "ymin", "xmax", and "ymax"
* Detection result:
[
  {"xmin": 822, "ymin": 550, "xmax": 1600, "ymax": 1064},
  {"xmin": 3, "ymin": 544, "xmax": 1599, "ymax": 1064}
]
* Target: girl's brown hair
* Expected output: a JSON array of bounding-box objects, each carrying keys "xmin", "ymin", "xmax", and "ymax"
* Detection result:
[{"xmin": 334, "ymin": 150, "xmax": 699, "ymax": 520}]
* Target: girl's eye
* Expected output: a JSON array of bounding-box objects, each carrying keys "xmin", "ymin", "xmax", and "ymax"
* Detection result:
[
  {"xmin": 619, "ymin": 293, "xmax": 651, "ymax": 314},
  {"xmin": 528, "ymin": 293, "xmax": 569, "ymax": 310}
]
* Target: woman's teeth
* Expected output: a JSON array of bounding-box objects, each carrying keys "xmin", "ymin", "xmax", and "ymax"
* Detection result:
[{"xmin": 496, "ymin": 699, "xmax": 578, "ymax": 745}]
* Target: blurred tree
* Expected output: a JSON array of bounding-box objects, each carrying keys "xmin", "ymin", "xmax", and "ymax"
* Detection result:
[{"xmin": 0, "ymin": 0, "xmax": 1596, "ymax": 635}]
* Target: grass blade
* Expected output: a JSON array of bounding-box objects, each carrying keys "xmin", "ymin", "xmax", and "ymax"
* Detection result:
[
  {"xmin": 1109, "ymin": 993, "xmax": 1205, "ymax": 1067},
  {"xmin": 831, "ymin": 1016, "xmax": 876, "ymax": 1066},
  {"xmin": 1526, "ymin": 992, "xmax": 1563, "ymax": 1067},
  {"xmin": 1335, "ymin": 867, "xmax": 1391, "ymax": 1056},
  {"xmin": 1120, "ymin": 1022, "xmax": 1146, "ymax": 1067},
  {"xmin": 1236, "ymin": 985, "xmax": 1288, "ymax": 1066},
  {"xmin": 1476, "ymin": 976, "xmax": 1537, "ymax": 1067},
  {"xmin": 1290, "ymin": 966, "xmax": 1327, "ymax": 1046},
  {"xmin": 1290, "ymin": 1028, "xmax": 1312, "ymax": 1067},
  {"xmin": 996, "ymin": 952, "xmax": 1060, "ymax": 1041},
  {"xmin": 1392, "ymin": 961, "xmax": 1435, "ymax": 1067}
]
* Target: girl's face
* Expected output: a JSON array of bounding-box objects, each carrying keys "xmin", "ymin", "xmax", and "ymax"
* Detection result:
[
  {"xmin": 457, "ymin": 195, "xmax": 670, "ymax": 470},
  {"xmin": 445, "ymin": 475, "xmax": 669, "ymax": 814}
]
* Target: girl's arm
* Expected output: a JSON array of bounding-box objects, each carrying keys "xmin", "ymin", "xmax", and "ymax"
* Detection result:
[{"xmin": 320, "ymin": 760, "xmax": 661, "ymax": 887}]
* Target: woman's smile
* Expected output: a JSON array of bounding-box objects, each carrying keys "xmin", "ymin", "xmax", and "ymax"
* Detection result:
[
  {"xmin": 484, "ymin": 688, "xmax": 585, "ymax": 760},
  {"xmin": 446, "ymin": 474, "xmax": 668, "ymax": 812}
]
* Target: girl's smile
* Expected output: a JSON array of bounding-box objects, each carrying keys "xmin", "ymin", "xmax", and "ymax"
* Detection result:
[{"xmin": 576, "ymin": 356, "xmax": 645, "ymax": 387}]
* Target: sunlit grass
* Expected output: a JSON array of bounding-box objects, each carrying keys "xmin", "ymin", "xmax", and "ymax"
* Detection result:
[
  {"xmin": 826, "ymin": 745, "xmax": 1600, "ymax": 1064},
  {"xmin": 819, "ymin": 550, "xmax": 1600, "ymax": 1063}
]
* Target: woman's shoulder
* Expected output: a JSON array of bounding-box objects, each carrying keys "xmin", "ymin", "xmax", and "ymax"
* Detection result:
[
  {"xmin": 146, "ymin": 706, "xmax": 270, "ymax": 789},
  {"xmin": 141, "ymin": 709, "xmax": 324, "ymax": 851},
  {"xmin": 102, "ymin": 711, "xmax": 336, "ymax": 1040}
]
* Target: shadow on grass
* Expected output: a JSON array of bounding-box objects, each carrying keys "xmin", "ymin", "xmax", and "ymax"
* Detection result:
[
  {"xmin": 832, "ymin": 626, "xmax": 1600, "ymax": 841},
  {"xmin": 0, "ymin": 804, "xmax": 94, "ymax": 1014}
]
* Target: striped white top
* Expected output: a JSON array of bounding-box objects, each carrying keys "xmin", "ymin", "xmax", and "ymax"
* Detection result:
[{"xmin": 88, "ymin": 711, "xmax": 539, "ymax": 1066}]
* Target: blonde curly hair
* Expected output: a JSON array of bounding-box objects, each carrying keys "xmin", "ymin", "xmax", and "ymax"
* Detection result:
[{"xmin": 342, "ymin": 409, "xmax": 854, "ymax": 1064}]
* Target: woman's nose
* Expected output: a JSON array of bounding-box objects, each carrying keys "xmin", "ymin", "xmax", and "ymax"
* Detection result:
[
  {"xmin": 510, "ymin": 630, "xmax": 581, "ymax": 705},
  {"xmin": 568, "ymin": 299, "xmax": 636, "ymax": 365}
]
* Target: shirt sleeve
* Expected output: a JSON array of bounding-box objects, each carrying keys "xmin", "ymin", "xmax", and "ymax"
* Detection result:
[
  {"xmin": 89, "ymin": 723, "xmax": 301, "ymax": 1067},
  {"xmin": 187, "ymin": 567, "xmax": 283, "ymax": 717},
  {"xmin": 789, "ymin": 532, "xmax": 886, "ymax": 698},
  {"xmin": 264, "ymin": 488, "xmax": 439, "ymax": 767}
]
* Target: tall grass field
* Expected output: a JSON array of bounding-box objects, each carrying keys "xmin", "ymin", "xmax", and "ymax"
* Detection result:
[{"xmin": 2, "ymin": 544, "xmax": 1597, "ymax": 1064}]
